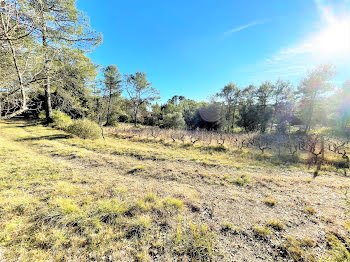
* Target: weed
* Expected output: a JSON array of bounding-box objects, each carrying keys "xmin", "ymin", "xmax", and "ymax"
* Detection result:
[
  {"xmin": 164, "ymin": 197, "xmax": 184, "ymax": 210},
  {"xmin": 322, "ymin": 233, "xmax": 350, "ymax": 262},
  {"xmin": 302, "ymin": 238, "xmax": 316, "ymax": 248},
  {"xmin": 53, "ymin": 197, "xmax": 80, "ymax": 214},
  {"xmin": 282, "ymin": 235, "xmax": 317, "ymax": 262},
  {"xmin": 144, "ymin": 192, "xmax": 157, "ymax": 202},
  {"xmin": 126, "ymin": 216, "xmax": 152, "ymax": 238},
  {"xmin": 95, "ymin": 199, "xmax": 128, "ymax": 224},
  {"xmin": 253, "ymin": 225, "xmax": 271, "ymax": 238},
  {"xmin": 221, "ymin": 222, "xmax": 241, "ymax": 234},
  {"xmin": 233, "ymin": 175, "xmax": 251, "ymax": 186},
  {"xmin": 305, "ymin": 206, "xmax": 317, "ymax": 215},
  {"xmin": 172, "ymin": 222, "xmax": 216, "ymax": 260},
  {"xmin": 264, "ymin": 198, "xmax": 277, "ymax": 207},
  {"xmin": 266, "ymin": 219, "xmax": 284, "ymax": 231}
]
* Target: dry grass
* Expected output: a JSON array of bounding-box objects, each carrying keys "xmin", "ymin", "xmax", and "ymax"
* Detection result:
[{"xmin": 0, "ymin": 119, "xmax": 349, "ymax": 261}]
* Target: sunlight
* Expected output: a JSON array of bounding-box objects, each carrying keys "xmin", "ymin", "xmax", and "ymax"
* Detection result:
[{"xmin": 312, "ymin": 13, "xmax": 350, "ymax": 60}]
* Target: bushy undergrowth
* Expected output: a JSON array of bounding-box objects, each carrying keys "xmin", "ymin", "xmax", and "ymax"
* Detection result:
[
  {"xmin": 39, "ymin": 110, "xmax": 101, "ymax": 140},
  {"xmin": 39, "ymin": 110, "xmax": 72, "ymax": 130},
  {"xmin": 66, "ymin": 119, "xmax": 101, "ymax": 140}
]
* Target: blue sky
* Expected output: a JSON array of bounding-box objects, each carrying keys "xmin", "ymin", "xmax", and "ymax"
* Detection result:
[{"xmin": 77, "ymin": 0, "xmax": 350, "ymax": 102}]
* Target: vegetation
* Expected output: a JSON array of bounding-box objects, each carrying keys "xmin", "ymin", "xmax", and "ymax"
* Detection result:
[
  {"xmin": 0, "ymin": 120, "xmax": 348, "ymax": 261},
  {"xmin": 0, "ymin": 0, "xmax": 349, "ymax": 261},
  {"xmin": 66, "ymin": 119, "xmax": 101, "ymax": 139}
]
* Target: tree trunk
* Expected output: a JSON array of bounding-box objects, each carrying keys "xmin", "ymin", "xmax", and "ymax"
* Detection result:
[
  {"xmin": 2, "ymin": 43, "xmax": 27, "ymax": 119},
  {"xmin": 305, "ymin": 98, "xmax": 315, "ymax": 134},
  {"xmin": 232, "ymin": 103, "xmax": 237, "ymax": 129},
  {"xmin": 260, "ymin": 104, "xmax": 267, "ymax": 133},
  {"xmin": 134, "ymin": 106, "xmax": 138, "ymax": 126},
  {"xmin": 41, "ymin": 10, "xmax": 53, "ymax": 123},
  {"xmin": 106, "ymin": 91, "xmax": 112, "ymax": 125},
  {"xmin": 314, "ymin": 136, "xmax": 325, "ymax": 177},
  {"xmin": 0, "ymin": 14, "xmax": 27, "ymax": 119}
]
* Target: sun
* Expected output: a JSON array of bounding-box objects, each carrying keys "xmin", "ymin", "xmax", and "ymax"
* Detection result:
[{"xmin": 312, "ymin": 15, "xmax": 350, "ymax": 60}]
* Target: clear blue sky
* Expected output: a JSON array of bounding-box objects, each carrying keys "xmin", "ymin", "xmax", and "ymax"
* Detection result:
[{"xmin": 77, "ymin": 0, "xmax": 350, "ymax": 102}]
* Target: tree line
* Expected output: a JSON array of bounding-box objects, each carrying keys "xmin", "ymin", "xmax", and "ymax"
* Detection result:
[
  {"xmin": 1, "ymin": 1, "xmax": 349, "ymax": 138},
  {"xmin": 92, "ymin": 63, "xmax": 349, "ymax": 138}
]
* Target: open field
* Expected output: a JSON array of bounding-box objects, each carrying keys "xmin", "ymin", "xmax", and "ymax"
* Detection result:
[{"xmin": 0, "ymin": 120, "xmax": 349, "ymax": 261}]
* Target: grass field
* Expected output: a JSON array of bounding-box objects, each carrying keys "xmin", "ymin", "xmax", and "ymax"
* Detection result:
[{"xmin": 0, "ymin": 119, "xmax": 349, "ymax": 261}]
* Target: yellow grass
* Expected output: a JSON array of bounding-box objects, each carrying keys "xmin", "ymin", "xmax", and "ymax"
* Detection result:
[{"xmin": 0, "ymin": 119, "xmax": 349, "ymax": 261}]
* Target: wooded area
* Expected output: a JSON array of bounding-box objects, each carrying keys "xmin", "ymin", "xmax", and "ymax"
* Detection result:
[{"xmin": 1, "ymin": 1, "xmax": 349, "ymax": 137}]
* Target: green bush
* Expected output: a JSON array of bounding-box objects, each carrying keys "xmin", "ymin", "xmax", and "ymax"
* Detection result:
[
  {"xmin": 162, "ymin": 112, "xmax": 186, "ymax": 129},
  {"xmin": 109, "ymin": 113, "xmax": 120, "ymax": 127},
  {"xmin": 67, "ymin": 119, "xmax": 101, "ymax": 139},
  {"xmin": 118, "ymin": 113, "xmax": 129, "ymax": 123},
  {"xmin": 39, "ymin": 110, "xmax": 72, "ymax": 130},
  {"xmin": 232, "ymin": 127, "xmax": 243, "ymax": 133}
]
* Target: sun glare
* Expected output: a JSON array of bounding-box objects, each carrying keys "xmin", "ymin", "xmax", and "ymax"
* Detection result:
[{"xmin": 312, "ymin": 15, "xmax": 350, "ymax": 60}]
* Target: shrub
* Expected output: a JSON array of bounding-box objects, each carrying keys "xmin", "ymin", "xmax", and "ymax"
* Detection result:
[
  {"xmin": 118, "ymin": 113, "xmax": 129, "ymax": 123},
  {"xmin": 310, "ymin": 127, "xmax": 332, "ymax": 136},
  {"xmin": 264, "ymin": 198, "xmax": 277, "ymax": 207},
  {"xmin": 221, "ymin": 222, "xmax": 241, "ymax": 234},
  {"xmin": 66, "ymin": 119, "xmax": 101, "ymax": 139},
  {"xmin": 233, "ymin": 127, "xmax": 243, "ymax": 133},
  {"xmin": 172, "ymin": 222, "xmax": 216, "ymax": 260},
  {"xmin": 39, "ymin": 110, "xmax": 72, "ymax": 130},
  {"xmin": 233, "ymin": 175, "xmax": 251, "ymax": 186},
  {"xmin": 266, "ymin": 219, "xmax": 284, "ymax": 231},
  {"xmin": 253, "ymin": 226, "xmax": 271, "ymax": 238},
  {"xmin": 108, "ymin": 113, "xmax": 120, "ymax": 127},
  {"xmin": 162, "ymin": 112, "xmax": 186, "ymax": 129}
]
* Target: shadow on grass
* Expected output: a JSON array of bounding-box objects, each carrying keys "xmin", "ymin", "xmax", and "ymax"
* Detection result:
[
  {"xmin": 16, "ymin": 134, "xmax": 72, "ymax": 142},
  {"xmin": 1, "ymin": 118, "xmax": 44, "ymax": 128}
]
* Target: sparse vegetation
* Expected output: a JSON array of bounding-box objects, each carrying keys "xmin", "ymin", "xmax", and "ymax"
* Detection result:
[
  {"xmin": 172, "ymin": 222, "xmax": 217, "ymax": 261},
  {"xmin": 266, "ymin": 219, "xmax": 284, "ymax": 231},
  {"xmin": 305, "ymin": 206, "xmax": 317, "ymax": 215},
  {"xmin": 0, "ymin": 119, "xmax": 348, "ymax": 261},
  {"xmin": 233, "ymin": 175, "xmax": 251, "ymax": 186},
  {"xmin": 264, "ymin": 198, "xmax": 278, "ymax": 207},
  {"xmin": 0, "ymin": 0, "xmax": 349, "ymax": 260},
  {"xmin": 282, "ymin": 235, "xmax": 317, "ymax": 262},
  {"xmin": 221, "ymin": 222, "xmax": 241, "ymax": 234},
  {"xmin": 252, "ymin": 225, "xmax": 271, "ymax": 238}
]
